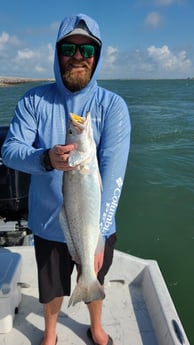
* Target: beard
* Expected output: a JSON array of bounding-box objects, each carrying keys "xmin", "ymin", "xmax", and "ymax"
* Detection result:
[{"xmin": 61, "ymin": 58, "xmax": 94, "ymax": 92}]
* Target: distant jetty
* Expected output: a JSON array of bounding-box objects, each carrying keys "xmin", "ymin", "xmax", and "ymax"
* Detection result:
[{"xmin": 0, "ymin": 76, "xmax": 53, "ymax": 86}]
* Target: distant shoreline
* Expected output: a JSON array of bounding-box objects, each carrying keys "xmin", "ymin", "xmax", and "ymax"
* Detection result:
[
  {"xmin": 1, "ymin": 76, "xmax": 194, "ymax": 87},
  {"xmin": 0, "ymin": 76, "xmax": 54, "ymax": 86}
]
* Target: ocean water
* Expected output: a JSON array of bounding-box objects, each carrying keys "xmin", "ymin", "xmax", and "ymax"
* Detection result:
[{"xmin": 0, "ymin": 79, "xmax": 194, "ymax": 343}]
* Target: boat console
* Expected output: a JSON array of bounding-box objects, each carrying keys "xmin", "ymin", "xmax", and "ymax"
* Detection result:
[{"xmin": 0, "ymin": 126, "xmax": 30, "ymax": 246}]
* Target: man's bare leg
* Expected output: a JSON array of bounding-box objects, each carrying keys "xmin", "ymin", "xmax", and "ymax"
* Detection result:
[
  {"xmin": 87, "ymin": 300, "xmax": 110, "ymax": 345},
  {"xmin": 41, "ymin": 296, "xmax": 63, "ymax": 345}
]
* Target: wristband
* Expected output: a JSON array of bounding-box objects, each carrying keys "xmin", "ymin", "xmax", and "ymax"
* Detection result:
[{"xmin": 41, "ymin": 149, "xmax": 54, "ymax": 171}]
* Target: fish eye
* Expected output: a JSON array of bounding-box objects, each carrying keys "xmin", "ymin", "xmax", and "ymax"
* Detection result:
[{"xmin": 68, "ymin": 129, "xmax": 73, "ymax": 134}]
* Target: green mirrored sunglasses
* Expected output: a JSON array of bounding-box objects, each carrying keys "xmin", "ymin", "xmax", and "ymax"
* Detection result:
[{"xmin": 60, "ymin": 43, "xmax": 96, "ymax": 58}]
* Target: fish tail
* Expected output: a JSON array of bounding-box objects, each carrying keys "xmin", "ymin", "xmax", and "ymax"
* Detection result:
[{"xmin": 68, "ymin": 278, "xmax": 105, "ymax": 307}]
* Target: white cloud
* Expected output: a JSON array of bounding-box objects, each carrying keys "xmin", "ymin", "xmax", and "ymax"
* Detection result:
[
  {"xmin": 100, "ymin": 46, "xmax": 120, "ymax": 78},
  {"xmin": 153, "ymin": 0, "xmax": 184, "ymax": 5},
  {"xmin": 16, "ymin": 48, "xmax": 36, "ymax": 60},
  {"xmin": 103, "ymin": 46, "xmax": 119, "ymax": 67},
  {"xmin": 145, "ymin": 12, "xmax": 162, "ymax": 28},
  {"xmin": 35, "ymin": 65, "xmax": 46, "ymax": 73},
  {"xmin": 0, "ymin": 31, "xmax": 20, "ymax": 50},
  {"xmin": 0, "ymin": 32, "xmax": 9, "ymax": 47},
  {"xmin": 14, "ymin": 44, "xmax": 54, "ymax": 76},
  {"xmin": 147, "ymin": 44, "xmax": 192, "ymax": 71},
  {"xmin": 100, "ymin": 44, "xmax": 193, "ymax": 79},
  {"xmin": 0, "ymin": 31, "xmax": 54, "ymax": 78}
]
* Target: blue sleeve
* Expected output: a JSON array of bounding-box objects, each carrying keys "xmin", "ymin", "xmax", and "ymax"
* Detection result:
[
  {"xmin": 1, "ymin": 93, "xmax": 47, "ymax": 174},
  {"xmin": 98, "ymin": 96, "xmax": 131, "ymax": 237}
]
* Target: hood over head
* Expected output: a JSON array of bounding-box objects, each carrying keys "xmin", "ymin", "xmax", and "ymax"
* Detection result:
[
  {"xmin": 54, "ymin": 13, "xmax": 102, "ymax": 95},
  {"xmin": 58, "ymin": 18, "xmax": 101, "ymax": 46}
]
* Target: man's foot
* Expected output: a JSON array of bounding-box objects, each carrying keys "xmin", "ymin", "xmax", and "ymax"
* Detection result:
[
  {"xmin": 40, "ymin": 335, "xmax": 58, "ymax": 345},
  {"xmin": 87, "ymin": 328, "xmax": 113, "ymax": 345}
]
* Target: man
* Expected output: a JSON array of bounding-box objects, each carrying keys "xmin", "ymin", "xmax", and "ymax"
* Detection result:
[{"xmin": 2, "ymin": 13, "xmax": 130, "ymax": 345}]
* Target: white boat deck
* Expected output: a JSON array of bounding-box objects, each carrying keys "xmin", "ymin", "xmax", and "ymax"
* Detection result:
[{"xmin": 0, "ymin": 246, "xmax": 190, "ymax": 345}]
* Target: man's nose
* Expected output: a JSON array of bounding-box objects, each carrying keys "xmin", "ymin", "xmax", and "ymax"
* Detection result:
[{"xmin": 74, "ymin": 47, "xmax": 83, "ymax": 59}]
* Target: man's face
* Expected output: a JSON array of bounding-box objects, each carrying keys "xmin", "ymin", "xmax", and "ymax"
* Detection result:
[{"xmin": 58, "ymin": 35, "xmax": 97, "ymax": 92}]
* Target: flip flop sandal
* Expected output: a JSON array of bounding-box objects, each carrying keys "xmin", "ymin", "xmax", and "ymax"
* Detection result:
[{"xmin": 87, "ymin": 328, "xmax": 113, "ymax": 345}]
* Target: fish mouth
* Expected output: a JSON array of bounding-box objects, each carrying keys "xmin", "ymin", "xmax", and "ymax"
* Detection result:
[
  {"xmin": 69, "ymin": 113, "xmax": 87, "ymax": 132},
  {"xmin": 70, "ymin": 113, "xmax": 86, "ymax": 124}
]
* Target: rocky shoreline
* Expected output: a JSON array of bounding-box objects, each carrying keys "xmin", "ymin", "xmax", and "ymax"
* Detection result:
[{"xmin": 0, "ymin": 76, "xmax": 53, "ymax": 86}]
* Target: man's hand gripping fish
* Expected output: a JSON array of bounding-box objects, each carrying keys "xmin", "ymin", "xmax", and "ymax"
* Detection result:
[{"xmin": 59, "ymin": 112, "xmax": 105, "ymax": 307}]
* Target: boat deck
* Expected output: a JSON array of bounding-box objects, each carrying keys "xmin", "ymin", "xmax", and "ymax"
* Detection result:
[{"xmin": 0, "ymin": 246, "xmax": 190, "ymax": 345}]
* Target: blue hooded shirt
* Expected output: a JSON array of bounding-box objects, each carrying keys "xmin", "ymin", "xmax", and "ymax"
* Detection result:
[{"xmin": 2, "ymin": 13, "xmax": 131, "ymax": 242}]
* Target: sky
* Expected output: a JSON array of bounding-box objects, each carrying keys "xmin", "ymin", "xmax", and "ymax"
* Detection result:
[{"xmin": 0, "ymin": 0, "xmax": 194, "ymax": 79}]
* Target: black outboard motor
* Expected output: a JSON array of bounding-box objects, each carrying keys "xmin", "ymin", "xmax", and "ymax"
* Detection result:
[{"xmin": 0, "ymin": 126, "xmax": 30, "ymax": 245}]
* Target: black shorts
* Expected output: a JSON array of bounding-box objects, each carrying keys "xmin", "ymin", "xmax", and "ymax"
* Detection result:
[{"xmin": 34, "ymin": 233, "xmax": 117, "ymax": 304}]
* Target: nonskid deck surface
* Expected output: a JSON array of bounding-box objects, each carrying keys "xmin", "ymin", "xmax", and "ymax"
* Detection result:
[{"xmin": 0, "ymin": 246, "xmax": 189, "ymax": 345}]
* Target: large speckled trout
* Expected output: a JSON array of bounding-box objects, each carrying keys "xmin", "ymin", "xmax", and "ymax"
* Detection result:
[{"xmin": 59, "ymin": 112, "xmax": 105, "ymax": 306}]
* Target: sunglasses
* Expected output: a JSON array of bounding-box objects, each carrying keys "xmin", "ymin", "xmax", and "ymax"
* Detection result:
[{"xmin": 60, "ymin": 43, "xmax": 97, "ymax": 58}]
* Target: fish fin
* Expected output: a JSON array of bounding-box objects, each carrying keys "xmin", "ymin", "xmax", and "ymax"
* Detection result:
[
  {"xmin": 79, "ymin": 165, "xmax": 90, "ymax": 175},
  {"xmin": 68, "ymin": 150, "xmax": 90, "ymax": 167},
  {"xmin": 59, "ymin": 207, "xmax": 80, "ymax": 263},
  {"xmin": 95, "ymin": 233, "xmax": 105, "ymax": 255},
  {"xmin": 68, "ymin": 278, "xmax": 105, "ymax": 307}
]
